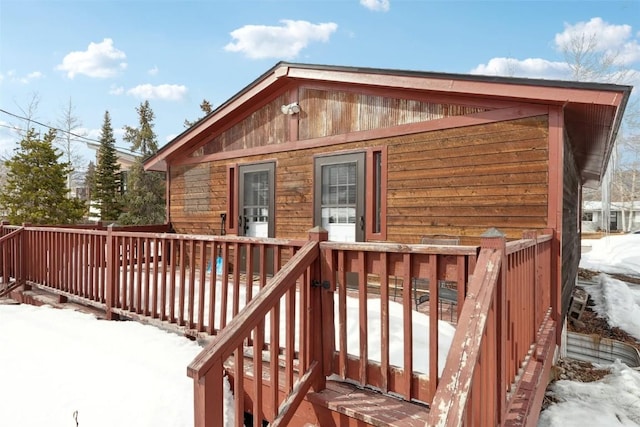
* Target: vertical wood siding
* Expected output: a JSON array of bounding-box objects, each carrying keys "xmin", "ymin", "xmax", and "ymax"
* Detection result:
[
  {"xmin": 170, "ymin": 116, "xmax": 549, "ymax": 242},
  {"xmin": 298, "ymin": 88, "xmax": 488, "ymax": 139},
  {"xmin": 188, "ymin": 88, "xmax": 488, "ymax": 159},
  {"xmin": 193, "ymin": 94, "xmax": 290, "ymax": 158}
]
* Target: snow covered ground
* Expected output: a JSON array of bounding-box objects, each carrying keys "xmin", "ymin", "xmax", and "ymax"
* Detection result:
[
  {"xmin": 2, "ymin": 233, "xmax": 639, "ymax": 426},
  {"xmin": 0, "ymin": 287, "xmax": 454, "ymax": 426},
  {"xmin": 537, "ymin": 233, "xmax": 640, "ymax": 427}
]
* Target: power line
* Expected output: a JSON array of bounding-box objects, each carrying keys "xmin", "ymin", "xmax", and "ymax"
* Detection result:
[
  {"xmin": 0, "ymin": 107, "xmax": 101, "ymax": 144},
  {"xmin": 0, "ymin": 108, "xmax": 141, "ymax": 155}
]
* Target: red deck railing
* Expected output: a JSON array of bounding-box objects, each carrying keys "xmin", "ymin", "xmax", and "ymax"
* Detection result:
[
  {"xmin": 428, "ymin": 229, "xmax": 555, "ymax": 427},
  {"xmin": 0, "ymin": 224, "xmax": 24, "ymax": 295},
  {"xmin": 0, "ymin": 222, "xmax": 557, "ymax": 426},
  {"xmin": 317, "ymin": 240, "xmax": 479, "ymax": 405}
]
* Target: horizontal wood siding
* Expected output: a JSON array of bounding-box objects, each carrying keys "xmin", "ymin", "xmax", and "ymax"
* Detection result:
[
  {"xmin": 561, "ymin": 133, "xmax": 580, "ymax": 316},
  {"xmin": 386, "ymin": 116, "xmax": 549, "ymax": 241},
  {"xmin": 170, "ymin": 116, "xmax": 550, "ymax": 242},
  {"xmin": 170, "ymin": 163, "xmax": 227, "ymax": 235}
]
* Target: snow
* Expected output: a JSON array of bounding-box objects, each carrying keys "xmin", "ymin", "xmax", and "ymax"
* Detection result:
[
  {"xmin": 579, "ymin": 233, "xmax": 640, "ymax": 277},
  {"xmin": 0, "ymin": 284, "xmax": 454, "ymax": 426},
  {"xmin": 3, "ymin": 232, "xmax": 639, "ymax": 427},
  {"xmin": 537, "ymin": 233, "xmax": 640, "ymax": 426},
  {"xmin": 0, "ymin": 303, "xmax": 235, "ymax": 427}
]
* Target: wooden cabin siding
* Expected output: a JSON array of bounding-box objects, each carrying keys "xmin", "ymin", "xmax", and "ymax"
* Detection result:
[
  {"xmin": 169, "ymin": 115, "xmax": 550, "ymax": 243},
  {"xmin": 297, "ymin": 88, "xmax": 489, "ymax": 140},
  {"xmin": 386, "ymin": 115, "xmax": 549, "ymax": 241},
  {"xmin": 194, "ymin": 94, "xmax": 291, "ymax": 158},
  {"xmin": 561, "ymin": 134, "xmax": 581, "ymax": 317},
  {"xmin": 187, "ymin": 88, "xmax": 490, "ymax": 160},
  {"xmin": 170, "ymin": 163, "xmax": 226, "ymax": 235}
]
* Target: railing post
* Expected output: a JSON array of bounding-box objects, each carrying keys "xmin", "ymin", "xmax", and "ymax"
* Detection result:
[
  {"xmin": 523, "ymin": 230, "xmax": 539, "ymax": 334},
  {"xmin": 480, "ymin": 228, "xmax": 506, "ymax": 423},
  {"xmin": 105, "ymin": 224, "xmax": 118, "ymax": 320},
  {"xmin": 20, "ymin": 223, "xmax": 30, "ymax": 290},
  {"xmin": 308, "ymin": 226, "xmax": 328, "ymax": 391}
]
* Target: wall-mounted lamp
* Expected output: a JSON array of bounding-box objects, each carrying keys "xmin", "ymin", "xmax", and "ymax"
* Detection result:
[{"xmin": 281, "ymin": 102, "xmax": 300, "ymax": 115}]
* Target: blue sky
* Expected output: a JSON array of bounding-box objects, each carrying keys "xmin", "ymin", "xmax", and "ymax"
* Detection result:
[{"xmin": 1, "ymin": 0, "xmax": 639, "ymax": 167}]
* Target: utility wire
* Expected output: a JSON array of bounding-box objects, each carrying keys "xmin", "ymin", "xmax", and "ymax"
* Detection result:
[
  {"xmin": 0, "ymin": 107, "xmax": 101, "ymax": 144},
  {"xmin": 0, "ymin": 108, "xmax": 140, "ymax": 155}
]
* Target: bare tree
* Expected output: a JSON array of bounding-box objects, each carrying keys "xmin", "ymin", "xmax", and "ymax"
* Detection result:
[
  {"xmin": 562, "ymin": 32, "xmax": 639, "ymax": 232},
  {"xmin": 13, "ymin": 92, "xmax": 41, "ymax": 137},
  {"xmin": 56, "ymin": 98, "xmax": 86, "ymax": 195}
]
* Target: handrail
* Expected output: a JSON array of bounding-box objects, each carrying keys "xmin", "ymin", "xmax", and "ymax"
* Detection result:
[
  {"xmin": 0, "ymin": 227, "xmax": 24, "ymax": 292},
  {"xmin": 427, "ymin": 246, "xmax": 503, "ymax": 426},
  {"xmin": 0, "ymin": 227, "xmax": 24, "ymax": 243},
  {"xmin": 505, "ymin": 233, "xmax": 552, "ymax": 255},
  {"xmin": 187, "ymin": 239, "xmax": 319, "ymax": 379}
]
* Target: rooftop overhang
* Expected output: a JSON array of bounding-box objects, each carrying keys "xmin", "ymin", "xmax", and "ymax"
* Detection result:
[{"xmin": 144, "ymin": 62, "xmax": 632, "ymax": 187}]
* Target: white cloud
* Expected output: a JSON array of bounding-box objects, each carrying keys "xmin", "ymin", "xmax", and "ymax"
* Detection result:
[
  {"xmin": 109, "ymin": 85, "xmax": 124, "ymax": 95},
  {"xmin": 224, "ymin": 20, "xmax": 338, "ymax": 59},
  {"xmin": 471, "ymin": 57, "xmax": 571, "ymax": 80},
  {"xmin": 360, "ymin": 0, "xmax": 390, "ymax": 12},
  {"xmin": 21, "ymin": 71, "xmax": 43, "ymax": 83},
  {"xmin": 0, "ymin": 70, "xmax": 44, "ymax": 84},
  {"xmin": 126, "ymin": 83, "xmax": 188, "ymax": 101},
  {"xmin": 473, "ymin": 18, "xmax": 640, "ymax": 81},
  {"xmin": 554, "ymin": 18, "xmax": 640, "ymax": 66},
  {"xmin": 56, "ymin": 38, "xmax": 127, "ymax": 79},
  {"xmin": 148, "ymin": 66, "xmax": 159, "ymax": 76}
]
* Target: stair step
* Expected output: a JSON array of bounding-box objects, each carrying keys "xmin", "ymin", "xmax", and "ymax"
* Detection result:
[{"xmin": 308, "ymin": 380, "xmax": 430, "ymax": 427}]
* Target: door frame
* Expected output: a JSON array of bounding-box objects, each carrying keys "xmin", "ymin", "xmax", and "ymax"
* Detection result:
[
  {"xmin": 314, "ymin": 152, "xmax": 366, "ymax": 242},
  {"xmin": 238, "ymin": 162, "xmax": 275, "ymax": 238}
]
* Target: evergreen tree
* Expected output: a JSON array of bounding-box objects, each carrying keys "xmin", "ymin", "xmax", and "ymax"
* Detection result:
[
  {"xmin": 119, "ymin": 101, "xmax": 166, "ymax": 225},
  {"xmin": 0, "ymin": 128, "xmax": 85, "ymax": 224},
  {"xmin": 93, "ymin": 111, "xmax": 122, "ymax": 221},
  {"xmin": 184, "ymin": 99, "xmax": 213, "ymax": 128}
]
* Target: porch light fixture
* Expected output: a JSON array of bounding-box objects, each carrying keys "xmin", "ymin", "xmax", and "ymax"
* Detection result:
[{"xmin": 281, "ymin": 102, "xmax": 300, "ymax": 115}]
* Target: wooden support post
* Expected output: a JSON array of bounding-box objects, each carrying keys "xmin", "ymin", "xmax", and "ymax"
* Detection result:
[
  {"xmin": 308, "ymin": 226, "xmax": 328, "ymax": 392},
  {"xmin": 480, "ymin": 228, "xmax": 506, "ymax": 424},
  {"xmin": 105, "ymin": 224, "xmax": 118, "ymax": 320},
  {"xmin": 20, "ymin": 223, "xmax": 30, "ymax": 290}
]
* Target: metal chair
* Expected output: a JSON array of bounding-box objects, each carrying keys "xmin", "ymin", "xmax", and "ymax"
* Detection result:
[{"xmin": 413, "ymin": 236, "xmax": 460, "ymax": 312}]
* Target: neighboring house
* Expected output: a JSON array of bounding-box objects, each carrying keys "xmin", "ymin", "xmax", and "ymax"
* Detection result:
[
  {"xmin": 582, "ymin": 200, "xmax": 640, "ymax": 232},
  {"xmin": 86, "ymin": 142, "xmax": 138, "ymax": 221},
  {"xmin": 144, "ymin": 62, "xmax": 630, "ymax": 322}
]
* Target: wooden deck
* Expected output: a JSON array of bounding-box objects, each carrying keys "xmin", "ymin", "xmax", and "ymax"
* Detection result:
[{"xmin": 0, "ymin": 223, "xmax": 559, "ymax": 426}]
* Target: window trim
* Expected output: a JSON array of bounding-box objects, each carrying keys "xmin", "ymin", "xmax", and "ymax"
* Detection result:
[
  {"xmin": 226, "ymin": 164, "xmax": 238, "ymax": 235},
  {"xmin": 366, "ymin": 147, "xmax": 387, "ymax": 241}
]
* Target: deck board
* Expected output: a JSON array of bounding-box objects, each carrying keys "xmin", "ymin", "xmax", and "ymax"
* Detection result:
[{"xmin": 308, "ymin": 380, "xmax": 430, "ymax": 427}]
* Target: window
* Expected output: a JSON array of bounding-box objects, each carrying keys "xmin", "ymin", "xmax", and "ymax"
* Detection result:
[
  {"xmin": 582, "ymin": 212, "xmax": 593, "ymax": 221},
  {"xmin": 314, "ymin": 147, "xmax": 387, "ymax": 242},
  {"xmin": 315, "ymin": 153, "xmax": 364, "ymax": 242}
]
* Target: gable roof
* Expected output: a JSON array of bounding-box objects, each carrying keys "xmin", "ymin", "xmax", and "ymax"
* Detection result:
[{"xmin": 144, "ymin": 62, "xmax": 631, "ymax": 186}]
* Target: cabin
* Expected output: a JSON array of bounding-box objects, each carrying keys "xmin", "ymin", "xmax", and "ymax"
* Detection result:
[
  {"xmin": 145, "ymin": 61, "xmax": 630, "ymax": 321},
  {"xmin": 1, "ymin": 63, "xmax": 630, "ymax": 427}
]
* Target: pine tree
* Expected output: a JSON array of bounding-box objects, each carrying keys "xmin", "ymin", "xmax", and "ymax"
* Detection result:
[
  {"xmin": 0, "ymin": 128, "xmax": 85, "ymax": 224},
  {"xmin": 93, "ymin": 111, "xmax": 122, "ymax": 221},
  {"xmin": 184, "ymin": 99, "xmax": 213, "ymax": 128},
  {"xmin": 118, "ymin": 101, "xmax": 166, "ymax": 225}
]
